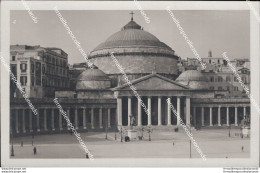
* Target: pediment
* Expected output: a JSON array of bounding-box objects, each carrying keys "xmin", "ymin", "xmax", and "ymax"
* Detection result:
[{"xmin": 113, "ymin": 73, "xmax": 190, "ymax": 91}]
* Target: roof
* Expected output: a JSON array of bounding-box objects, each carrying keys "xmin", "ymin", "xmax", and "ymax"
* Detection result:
[{"xmin": 92, "ymin": 20, "xmax": 173, "ymax": 51}]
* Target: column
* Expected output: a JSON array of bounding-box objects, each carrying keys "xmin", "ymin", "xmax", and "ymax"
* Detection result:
[
  {"xmin": 75, "ymin": 108, "xmax": 78, "ymax": 130},
  {"xmin": 99, "ymin": 108, "xmax": 103, "ymax": 128},
  {"xmin": 201, "ymin": 107, "xmax": 204, "ymax": 126},
  {"xmin": 59, "ymin": 110, "xmax": 63, "ymax": 130},
  {"xmin": 128, "ymin": 97, "xmax": 132, "ymax": 126},
  {"xmin": 193, "ymin": 107, "xmax": 196, "ymax": 126},
  {"xmin": 218, "ymin": 106, "xmax": 221, "ymax": 126},
  {"xmin": 22, "ymin": 109, "xmax": 26, "ymax": 133},
  {"xmin": 177, "ymin": 97, "xmax": 181, "ymax": 125},
  {"xmin": 138, "ymin": 97, "xmax": 142, "ymax": 126},
  {"xmin": 44, "ymin": 109, "xmax": 47, "ymax": 131},
  {"xmin": 158, "ymin": 97, "xmax": 162, "ymax": 126},
  {"xmin": 209, "ymin": 107, "xmax": 213, "ymax": 126},
  {"xmin": 167, "ymin": 97, "xmax": 171, "ymax": 126},
  {"xmin": 235, "ymin": 106, "xmax": 238, "ymax": 126},
  {"xmin": 91, "ymin": 108, "xmax": 94, "ymax": 129},
  {"xmin": 83, "ymin": 108, "xmax": 87, "ymax": 129},
  {"xmin": 226, "ymin": 107, "xmax": 229, "ymax": 126},
  {"xmin": 36, "ymin": 111, "xmax": 40, "ymax": 132},
  {"xmin": 243, "ymin": 106, "xmax": 246, "ymax": 116},
  {"xmin": 108, "ymin": 108, "xmax": 111, "ymax": 128},
  {"xmin": 186, "ymin": 97, "xmax": 190, "ymax": 126},
  {"xmin": 29, "ymin": 110, "xmax": 33, "ymax": 132},
  {"xmin": 51, "ymin": 109, "xmax": 55, "ymax": 131},
  {"xmin": 67, "ymin": 108, "xmax": 70, "ymax": 130},
  {"xmin": 117, "ymin": 98, "xmax": 122, "ymax": 126},
  {"xmin": 15, "ymin": 109, "xmax": 19, "ymax": 133},
  {"xmin": 148, "ymin": 97, "xmax": 152, "ymax": 126}
]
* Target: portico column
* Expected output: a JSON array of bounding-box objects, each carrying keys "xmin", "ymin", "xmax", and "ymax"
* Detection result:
[
  {"xmin": 36, "ymin": 111, "xmax": 40, "ymax": 132},
  {"xmin": 201, "ymin": 107, "xmax": 204, "ymax": 126},
  {"xmin": 83, "ymin": 108, "xmax": 87, "ymax": 129},
  {"xmin": 218, "ymin": 106, "xmax": 221, "ymax": 126},
  {"xmin": 193, "ymin": 107, "xmax": 196, "ymax": 126},
  {"xmin": 177, "ymin": 96, "xmax": 181, "ymax": 125},
  {"xmin": 235, "ymin": 106, "xmax": 238, "ymax": 126},
  {"xmin": 167, "ymin": 97, "xmax": 171, "ymax": 126},
  {"xmin": 51, "ymin": 109, "xmax": 55, "ymax": 131},
  {"xmin": 243, "ymin": 106, "xmax": 246, "ymax": 116},
  {"xmin": 15, "ymin": 109, "xmax": 19, "ymax": 133},
  {"xmin": 226, "ymin": 107, "xmax": 229, "ymax": 126},
  {"xmin": 108, "ymin": 108, "xmax": 111, "ymax": 128},
  {"xmin": 67, "ymin": 108, "xmax": 70, "ymax": 130},
  {"xmin": 44, "ymin": 109, "xmax": 47, "ymax": 131},
  {"xmin": 209, "ymin": 107, "xmax": 213, "ymax": 126},
  {"xmin": 128, "ymin": 97, "xmax": 132, "ymax": 126},
  {"xmin": 75, "ymin": 108, "xmax": 78, "ymax": 130},
  {"xmin": 22, "ymin": 109, "xmax": 26, "ymax": 133},
  {"xmin": 117, "ymin": 98, "xmax": 122, "ymax": 126},
  {"xmin": 148, "ymin": 97, "xmax": 152, "ymax": 126},
  {"xmin": 91, "ymin": 108, "xmax": 94, "ymax": 129},
  {"xmin": 186, "ymin": 97, "xmax": 190, "ymax": 126},
  {"xmin": 29, "ymin": 110, "xmax": 33, "ymax": 132},
  {"xmin": 158, "ymin": 97, "xmax": 162, "ymax": 126},
  {"xmin": 59, "ymin": 110, "xmax": 63, "ymax": 130},
  {"xmin": 138, "ymin": 97, "xmax": 142, "ymax": 126},
  {"xmin": 99, "ymin": 108, "xmax": 103, "ymax": 128}
]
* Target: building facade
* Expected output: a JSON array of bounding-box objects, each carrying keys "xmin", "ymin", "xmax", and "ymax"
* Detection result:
[{"xmin": 10, "ymin": 16, "xmax": 250, "ymax": 136}]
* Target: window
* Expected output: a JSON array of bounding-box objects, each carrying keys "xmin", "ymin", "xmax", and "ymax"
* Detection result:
[
  {"xmin": 20, "ymin": 63, "xmax": 27, "ymax": 72},
  {"xmin": 210, "ymin": 86, "xmax": 214, "ymax": 90},
  {"xmin": 226, "ymin": 76, "xmax": 230, "ymax": 82},
  {"xmin": 223, "ymin": 60, "xmax": 227, "ymax": 66},
  {"xmin": 234, "ymin": 86, "xmax": 238, "ymax": 91},
  {"xmin": 20, "ymin": 76, "xmax": 27, "ymax": 86},
  {"xmin": 218, "ymin": 87, "xmax": 222, "ymax": 91},
  {"xmin": 31, "ymin": 64, "xmax": 35, "ymax": 73},
  {"xmin": 218, "ymin": 76, "xmax": 222, "ymax": 82},
  {"xmin": 11, "ymin": 65, "xmax": 17, "ymax": 76},
  {"xmin": 12, "ymin": 56, "xmax": 15, "ymax": 61},
  {"xmin": 210, "ymin": 77, "xmax": 214, "ymax": 82},
  {"xmin": 242, "ymin": 77, "xmax": 247, "ymax": 84},
  {"xmin": 218, "ymin": 59, "xmax": 220, "ymax": 64},
  {"xmin": 42, "ymin": 65, "xmax": 46, "ymax": 74},
  {"xmin": 31, "ymin": 76, "xmax": 34, "ymax": 86},
  {"xmin": 234, "ymin": 77, "xmax": 238, "ymax": 82},
  {"xmin": 209, "ymin": 60, "xmax": 211, "ymax": 64},
  {"xmin": 227, "ymin": 86, "xmax": 230, "ymax": 91}
]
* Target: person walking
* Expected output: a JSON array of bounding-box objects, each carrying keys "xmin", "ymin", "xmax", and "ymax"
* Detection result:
[
  {"xmin": 33, "ymin": 147, "xmax": 37, "ymax": 155},
  {"xmin": 241, "ymin": 146, "xmax": 244, "ymax": 152}
]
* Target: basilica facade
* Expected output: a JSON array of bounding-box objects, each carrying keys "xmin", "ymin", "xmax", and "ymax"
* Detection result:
[{"xmin": 10, "ymin": 17, "xmax": 250, "ymax": 136}]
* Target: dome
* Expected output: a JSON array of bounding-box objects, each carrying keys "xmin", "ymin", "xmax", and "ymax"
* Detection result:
[
  {"xmin": 76, "ymin": 66, "xmax": 111, "ymax": 90},
  {"xmin": 176, "ymin": 70, "xmax": 209, "ymax": 90},
  {"xmin": 88, "ymin": 15, "xmax": 179, "ymax": 86},
  {"xmin": 93, "ymin": 21, "xmax": 172, "ymax": 51}
]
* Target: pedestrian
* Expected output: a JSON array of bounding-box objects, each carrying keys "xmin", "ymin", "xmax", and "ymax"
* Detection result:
[
  {"xmin": 33, "ymin": 147, "xmax": 37, "ymax": 155},
  {"xmin": 242, "ymin": 146, "xmax": 244, "ymax": 152},
  {"xmin": 86, "ymin": 153, "xmax": 89, "ymax": 159}
]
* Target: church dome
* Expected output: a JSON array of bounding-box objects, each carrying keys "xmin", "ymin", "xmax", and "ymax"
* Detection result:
[
  {"xmin": 93, "ymin": 21, "xmax": 172, "ymax": 51},
  {"xmin": 88, "ymin": 13, "xmax": 179, "ymax": 85},
  {"xmin": 176, "ymin": 70, "xmax": 209, "ymax": 90},
  {"xmin": 76, "ymin": 66, "xmax": 111, "ymax": 90}
]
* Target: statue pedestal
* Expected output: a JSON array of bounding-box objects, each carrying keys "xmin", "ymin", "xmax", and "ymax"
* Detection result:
[{"xmin": 127, "ymin": 130, "xmax": 137, "ymax": 140}]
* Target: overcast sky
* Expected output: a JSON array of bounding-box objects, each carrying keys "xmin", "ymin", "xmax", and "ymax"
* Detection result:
[{"xmin": 11, "ymin": 10, "xmax": 249, "ymax": 65}]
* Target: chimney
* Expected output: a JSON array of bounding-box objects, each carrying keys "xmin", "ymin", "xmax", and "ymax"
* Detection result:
[{"xmin": 208, "ymin": 50, "xmax": 212, "ymax": 57}]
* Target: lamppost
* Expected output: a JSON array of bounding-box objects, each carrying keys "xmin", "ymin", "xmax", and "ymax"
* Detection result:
[
  {"xmin": 228, "ymin": 124, "xmax": 231, "ymax": 137},
  {"xmin": 120, "ymin": 127, "xmax": 123, "ymax": 142},
  {"xmin": 188, "ymin": 124, "xmax": 191, "ymax": 159},
  {"xmin": 11, "ymin": 125, "xmax": 14, "ymax": 156},
  {"xmin": 147, "ymin": 126, "xmax": 152, "ymax": 141},
  {"xmin": 105, "ymin": 110, "xmax": 108, "ymax": 140}
]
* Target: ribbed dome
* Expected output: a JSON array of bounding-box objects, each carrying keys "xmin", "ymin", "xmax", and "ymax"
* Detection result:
[
  {"xmin": 93, "ymin": 20, "xmax": 172, "ymax": 51},
  {"xmin": 76, "ymin": 67, "xmax": 111, "ymax": 90},
  {"xmin": 176, "ymin": 70, "xmax": 208, "ymax": 90}
]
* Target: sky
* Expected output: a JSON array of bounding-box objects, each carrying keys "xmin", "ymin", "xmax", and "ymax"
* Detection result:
[{"xmin": 10, "ymin": 10, "xmax": 250, "ymax": 65}]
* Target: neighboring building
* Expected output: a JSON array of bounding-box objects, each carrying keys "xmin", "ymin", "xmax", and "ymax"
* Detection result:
[
  {"xmin": 10, "ymin": 15, "xmax": 250, "ymax": 136},
  {"xmin": 10, "ymin": 45, "xmax": 70, "ymax": 98},
  {"xmin": 179, "ymin": 50, "xmax": 250, "ymax": 98}
]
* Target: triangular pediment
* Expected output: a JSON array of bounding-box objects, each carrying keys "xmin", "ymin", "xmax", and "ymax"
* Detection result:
[{"xmin": 113, "ymin": 73, "xmax": 190, "ymax": 91}]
